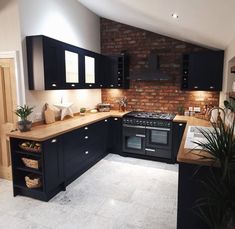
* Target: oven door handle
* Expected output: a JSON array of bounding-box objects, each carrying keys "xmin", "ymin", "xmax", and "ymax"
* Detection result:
[
  {"xmin": 136, "ymin": 134, "xmax": 146, "ymax": 138},
  {"xmin": 146, "ymin": 127, "xmax": 171, "ymax": 131},
  {"xmin": 145, "ymin": 148, "xmax": 156, "ymax": 152},
  {"xmin": 123, "ymin": 124, "xmax": 146, "ymax": 129}
]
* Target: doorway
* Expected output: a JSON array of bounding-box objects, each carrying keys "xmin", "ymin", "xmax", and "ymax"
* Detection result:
[{"xmin": 0, "ymin": 58, "xmax": 17, "ymax": 180}]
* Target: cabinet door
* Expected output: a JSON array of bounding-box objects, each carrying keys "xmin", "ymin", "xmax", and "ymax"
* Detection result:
[
  {"xmin": 43, "ymin": 137, "xmax": 64, "ymax": 193},
  {"xmin": 43, "ymin": 37, "xmax": 64, "ymax": 90},
  {"xmin": 172, "ymin": 122, "xmax": 186, "ymax": 162},
  {"xmin": 109, "ymin": 117, "xmax": 123, "ymax": 154}
]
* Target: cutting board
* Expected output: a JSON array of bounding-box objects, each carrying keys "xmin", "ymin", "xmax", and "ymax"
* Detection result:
[{"xmin": 44, "ymin": 103, "xmax": 55, "ymax": 124}]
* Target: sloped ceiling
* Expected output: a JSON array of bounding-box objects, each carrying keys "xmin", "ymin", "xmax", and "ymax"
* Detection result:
[{"xmin": 78, "ymin": 0, "xmax": 235, "ymax": 50}]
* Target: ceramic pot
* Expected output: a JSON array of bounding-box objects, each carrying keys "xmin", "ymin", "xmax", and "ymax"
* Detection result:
[{"xmin": 18, "ymin": 120, "xmax": 32, "ymax": 132}]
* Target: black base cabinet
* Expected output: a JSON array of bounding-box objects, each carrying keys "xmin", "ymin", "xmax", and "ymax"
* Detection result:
[
  {"xmin": 10, "ymin": 137, "xmax": 65, "ymax": 201},
  {"xmin": 172, "ymin": 122, "xmax": 186, "ymax": 162},
  {"xmin": 62, "ymin": 118, "xmax": 110, "ymax": 185},
  {"xmin": 177, "ymin": 163, "xmax": 214, "ymax": 229},
  {"xmin": 109, "ymin": 117, "xmax": 123, "ymax": 154}
]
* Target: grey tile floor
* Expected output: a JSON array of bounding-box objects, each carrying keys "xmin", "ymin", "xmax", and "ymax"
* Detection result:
[{"xmin": 0, "ymin": 154, "xmax": 178, "ymax": 229}]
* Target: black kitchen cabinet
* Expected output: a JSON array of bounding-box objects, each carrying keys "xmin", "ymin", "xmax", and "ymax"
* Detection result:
[
  {"xmin": 27, "ymin": 35, "xmax": 65, "ymax": 90},
  {"xmin": 172, "ymin": 121, "xmax": 186, "ymax": 162},
  {"xmin": 177, "ymin": 163, "xmax": 212, "ymax": 229},
  {"xmin": 100, "ymin": 53, "xmax": 129, "ymax": 89},
  {"xmin": 10, "ymin": 137, "xmax": 65, "ymax": 201},
  {"xmin": 182, "ymin": 50, "xmax": 224, "ymax": 91},
  {"xmin": 62, "ymin": 118, "xmax": 110, "ymax": 184},
  {"xmin": 109, "ymin": 117, "xmax": 123, "ymax": 154}
]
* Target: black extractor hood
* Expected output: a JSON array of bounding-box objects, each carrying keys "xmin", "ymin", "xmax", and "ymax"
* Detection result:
[{"xmin": 129, "ymin": 52, "xmax": 172, "ymax": 81}]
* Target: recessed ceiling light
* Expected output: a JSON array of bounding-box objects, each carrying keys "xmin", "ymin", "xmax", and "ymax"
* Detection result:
[{"xmin": 171, "ymin": 13, "xmax": 179, "ymax": 19}]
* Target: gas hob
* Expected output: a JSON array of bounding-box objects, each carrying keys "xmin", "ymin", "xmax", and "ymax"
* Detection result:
[{"xmin": 125, "ymin": 111, "xmax": 175, "ymax": 120}]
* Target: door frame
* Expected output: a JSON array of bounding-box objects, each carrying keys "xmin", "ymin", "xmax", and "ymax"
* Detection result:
[{"xmin": 0, "ymin": 51, "xmax": 25, "ymax": 105}]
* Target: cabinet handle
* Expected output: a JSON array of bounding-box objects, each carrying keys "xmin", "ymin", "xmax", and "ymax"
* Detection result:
[
  {"xmin": 104, "ymin": 119, "xmax": 108, "ymax": 122},
  {"xmin": 194, "ymin": 86, "xmax": 198, "ymax": 89},
  {"xmin": 85, "ymin": 136, "xmax": 88, "ymax": 139},
  {"xmin": 71, "ymin": 84, "xmax": 75, "ymax": 87},
  {"xmin": 85, "ymin": 151, "xmax": 89, "ymax": 155},
  {"xmin": 114, "ymin": 118, "xmax": 118, "ymax": 121},
  {"xmin": 100, "ymin": 84, "xmax": 103, "ymax": 87},
  {"xmin": 89, "ymin": 84, "xmax": 92, "ymax": 87},
  {"xmin": 51, "ymin": 139, "xmax": 57, "ymax": 143},
  {"xmin": 179, "ymin": 123, "xmax": 183, "ymax": 126},
  {"xmin": 146, "ymin": 148, "xmax": 156, "ymax": 152},
  {"xmin": 209, "ymin": 86, "xmax": 214, "ymax": 89},
  {"xmin": 136, "ymin": 134, "xmax": 146, "ymax": 138},
  {"xmin": 52, "ymin": 83, "xmax": 57, "ymax": 87},
  {"xmin": 84, "ymin": 127, "xmax": 88, "ymax": 130},
  {"xmin": 110, "ymin": 84, "xmax": 114, "ymax": 87},
  {"xmin": 118, "ymin": 84, "xmax": 121, "ymax": 86}
]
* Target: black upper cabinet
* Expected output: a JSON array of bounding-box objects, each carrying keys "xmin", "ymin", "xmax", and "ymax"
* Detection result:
[
  {"xmin": 27, "ymin": 36, "xmax": 64, "ymax": 90},
  {"xmin": 26, "ymin": 35, "xmax": 130, "ymax": 90},
  {"xmin": 100, "ymin": 53, "xmax": 130, "ymax": 89},
  {"xmin": 182, "ymin": 50, "xmax": 224, "ymax": 91}
]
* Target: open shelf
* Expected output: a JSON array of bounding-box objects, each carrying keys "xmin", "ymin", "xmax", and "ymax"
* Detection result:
[
  {"xmin": 14, "ymin": 150, "xmax": 41, "ymax": 158},
  {"xmin": 14, "ymin": 180, "xmax": 43, "ymax": 193},
  {"xmin": 16, "ymin": 166, "xmax": 42, "ymax": 175}
]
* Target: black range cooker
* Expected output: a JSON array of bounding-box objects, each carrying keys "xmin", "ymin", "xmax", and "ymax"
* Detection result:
[{"xmin": 122, "ymin": 111, "xmax": 175, "ymax": 162}]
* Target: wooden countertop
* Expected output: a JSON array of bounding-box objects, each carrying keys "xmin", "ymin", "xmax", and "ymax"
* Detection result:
[
  {"xmin": 174, "ymin": 115, "xmax": 214, "ymax": 166},
  {"xmin": 8, "ymin": 110, "xmax": 129, "ymax": 141}
]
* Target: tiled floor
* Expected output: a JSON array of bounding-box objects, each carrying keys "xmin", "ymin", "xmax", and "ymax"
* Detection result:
[{"xmin": 0, "ymin": 154, "xmax": 178, "ymax": 229}]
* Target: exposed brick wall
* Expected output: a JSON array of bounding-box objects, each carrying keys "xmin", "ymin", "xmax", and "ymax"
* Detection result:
[{"xmin": 100, "ymin": 18, "xmax": 220, "ymax": 113}]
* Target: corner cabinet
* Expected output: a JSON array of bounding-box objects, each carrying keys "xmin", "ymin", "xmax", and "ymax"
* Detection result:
[
  {"xmin": 181, "ymin": 50, "xmax": 224, "ymax": 91},
  {"xmin": 26, "ymin": 35, "xmax": 130, "ymax": 90},
  {"xmin": 10, "ymin": 137, "xmax": 65, "ymax": 201}
]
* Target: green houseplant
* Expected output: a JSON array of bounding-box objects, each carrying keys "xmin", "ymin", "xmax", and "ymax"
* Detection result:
[
  {"xmin": 15, "ymin": 105, "xmax": 34, "ymax": 132},
  {"xmin": 193, "ymin": 100, "xmax": 235, "ymax": 229},
  {"xmin": 80, "ymin": 107, "xmax": 86, "ymax": 116}
]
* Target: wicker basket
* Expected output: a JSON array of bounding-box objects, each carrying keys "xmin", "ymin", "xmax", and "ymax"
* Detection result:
[
  {"xmin": 19, "ymin": 145, "xmax": 41, "ymax": 153},
  {"xmin": 25, "ymin": 174, "xmax": 42, "ymax": 189},
  {"xmin": 21, "ymin": 157, "xmax": 41, "ymax": 169}
]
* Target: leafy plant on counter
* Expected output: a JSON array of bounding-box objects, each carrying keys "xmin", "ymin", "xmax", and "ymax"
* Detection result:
[
  {"xmin": 192, "ymin": 102, "xmax": 235, "ymax": 229},
  {"xmin": 14, "ymin": 105, "xmax": 34, "ymax": 121}
]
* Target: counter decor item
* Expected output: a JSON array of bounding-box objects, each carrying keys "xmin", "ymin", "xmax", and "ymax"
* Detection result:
[
  {"xmin": 80, "ymin": 108, "xmax": 86, "ymax": 116},
  {"xmin": 97, "ymin": 103, "xmax": 111, "ymax": 112},
  {"xmin": 14, "ymin": 105, "xmax": 34, "ymax": 132},
  {"xmin": 25, "ymin": 174, "xmax": 42, "ymax": 189},
  {"xmin": 117, "ymin": 97, "xmax": 128, "ymax": 112},
  {"xmin": 192, "ymin": 99, "xmax": 235, "ymax": 229},
  {"xmin": 44, "ymin": 103, "xmax": 55, "ymax": 124},
  {"xmin": 177, "ymin": 105, "xmax": 184, "ymax": 115}
]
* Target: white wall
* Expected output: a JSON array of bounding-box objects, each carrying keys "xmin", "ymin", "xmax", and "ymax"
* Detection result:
[
  {"xmin": 220, "ymin": 37, "xmax": 235, "ymax": 107},
  {"xmin": 17, "ymin": 0, "xmax": 101, "ymax": 121}
]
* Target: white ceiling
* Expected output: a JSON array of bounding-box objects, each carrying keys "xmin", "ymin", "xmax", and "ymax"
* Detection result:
[{"xmin": 78, "ymin": 0, "xmax": 235, "ymax": 50}]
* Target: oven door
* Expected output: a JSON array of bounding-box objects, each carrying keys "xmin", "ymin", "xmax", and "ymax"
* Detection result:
[
  {"xmin": 146, "ymin": 126, "xmax": 172, "ymax": 150},
  {"xmin": 122, "ymin": 124, "xmax": 146, "ymax": 155}
]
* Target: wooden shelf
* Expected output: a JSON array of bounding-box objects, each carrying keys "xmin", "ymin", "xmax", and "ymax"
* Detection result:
[
  {"xmin": 14, "ymin": 150, "xmax": 41, "ymax": 158},
  {"xmin": 16, "ymin": 166, "xmax": 42, "ymax": 175},
  {"xmin": 14, "ymin": 181, "xmax": 43, "ymax": 193}
]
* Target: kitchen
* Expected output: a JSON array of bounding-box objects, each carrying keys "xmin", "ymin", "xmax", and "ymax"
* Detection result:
[{"xmin": 0, "ymin": 0, "xmax": 235, "ymax": 229}]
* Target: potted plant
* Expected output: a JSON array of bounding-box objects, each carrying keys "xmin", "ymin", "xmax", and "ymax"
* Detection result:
[
  {"xmin": 192, "ymin": 99, "xmax": 235, "ymax": 229},
  {"xmin": 117, "ymin": 97, "xmax": 128, "ymax": 112},
  {"xmin": 14, "ymin": 105, "xmax": 34, "ymax": 132},
  {"xmin": 80, "ymin": 107, "xmax": 86, "ymax": 116}
]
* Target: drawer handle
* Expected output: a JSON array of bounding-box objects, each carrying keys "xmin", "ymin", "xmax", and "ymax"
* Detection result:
[
  {"xmin": 85, "ymin": 136, "xmax": 88, "ymax": 139},
  {"xmin": 51, "ymin": 139, "xmax": 57, "ymax": 143},
  {"xmin": 52, "ymin": 83, "xmax": 57, "ymax": 87},
  {"xmin": 71, "ymin": 84, "xmax": 75, "ymax": 87},
  {"xmin": 105, "ymin": 119, "xmax": 108, "ymax": 122},
  {"xmin": 179, "ymin": 123, "xmax": 183, "ymax": 126},
  {"xmin": 146, "ymin": 148, "xmax": 155, "ymax": 152},
  {"xmin": 100, "ymin": 84, "xmax": 103, "ymax": 87},
  {"xmin": 84, "ymin": 127, "xmax": 88, "ymax": 130},
  {"xmin": 136, "ymin": 134, "xmax": 145, "ymax": 138},
  {"xmin": 110, "ymin": 84, "xmax": 114, "ymax": 87},
  {"xmin": 114, "ymin": 118, "xmax": 118, "ymax": 121},
  {"xmin": 194, "ymin": 86, "xmax": 198, "ymax": 89},
  {"xmin": 85, "ymin": 151, "xmax": 89, "ymax": 155},
  {"xmin": 89, "ymin": 84, "xmax": 92, "ymax": 87},
  {"xmin": 209, "ymin": 86, "xmax": 214, "ymax": 89}
]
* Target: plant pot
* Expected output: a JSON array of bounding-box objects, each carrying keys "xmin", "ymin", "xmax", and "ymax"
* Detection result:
[
  {"xmin": 80, "ymin": 112, "xmax": 85, "ymax": 116},
  {"xmin": 17, "ymin": 120, "xmax": 32, "ymax": 132}
]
